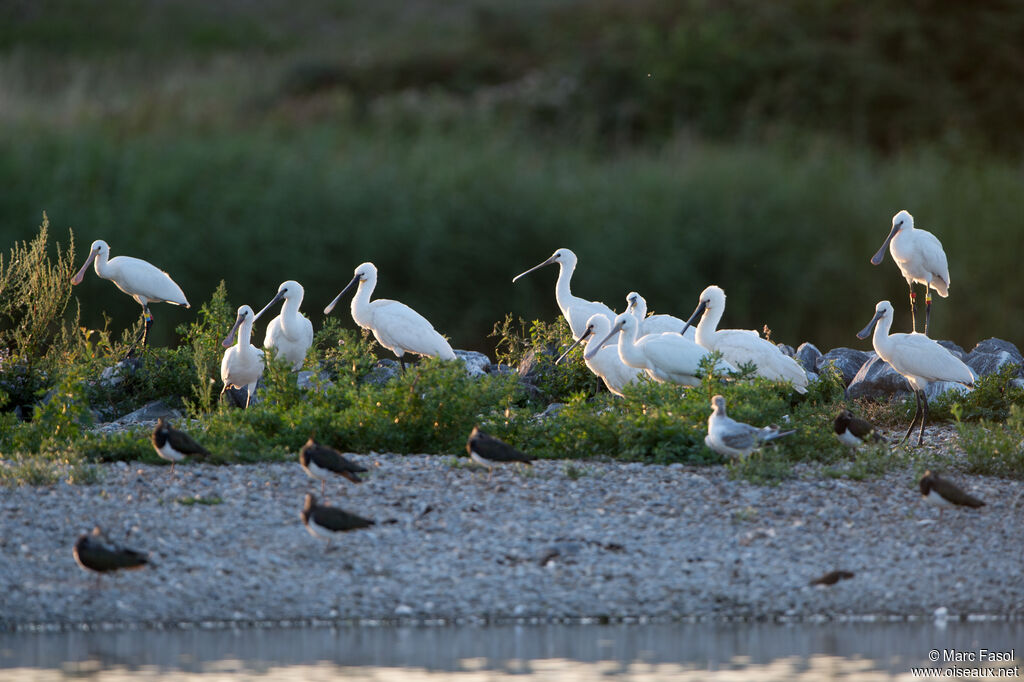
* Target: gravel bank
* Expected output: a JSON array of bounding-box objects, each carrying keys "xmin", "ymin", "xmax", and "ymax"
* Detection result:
[{"xmin": 2, "ymin": 425, "xmax": 1022, "ymax": 630}]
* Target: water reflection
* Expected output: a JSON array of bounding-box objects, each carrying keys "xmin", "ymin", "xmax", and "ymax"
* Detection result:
[{"xmin": 0, "ymin": 621, "xmax": 1019, "ymax": 680}]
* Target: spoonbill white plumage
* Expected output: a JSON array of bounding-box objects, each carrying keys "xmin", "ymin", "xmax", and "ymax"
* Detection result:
[
  {"xmin": 323, "ymin": 262, "xmax": 456, "ymax": 370},
  {"xmin": 512, "ymin": 248, "xmax": 615, "ymax": 340},
  {"xmin": 254, "ymin": 280, "xmax": 314, "ymax": 370},
  {"xmin": 555, "ymin": 313, "xmax": 643, "ymax": 397},
  {"xmin": 221, "ymin": 305, "xmax": 265, "ymax": 408},
  {"xmin": 870, "ymin": 210, "xmax": 950, "ymax": 335},
  {"xmin": 625, "ymin": 292, "xmax": 695, "ymax": 340},
  {"xmin": 681, "ymin": 285, "xmax": 809, "ymax": 394},
  {"xmin": 705, "ymin": 394, "xmax": 795, "ymax": 459},
  {"xmin": 71, "ymin": 239, "xmax": 189, "ymax": 348},
  {"xmin": 586, "ymin": 312, "xmax": 735, "ymax": 387},
  {"xmin": 856, "ymin": 300, "xmax": 974, "ymax": 445}
]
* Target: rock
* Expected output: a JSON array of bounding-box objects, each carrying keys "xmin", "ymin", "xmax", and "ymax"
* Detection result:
[
  {"xmin": 818, "ymin": 348, "xmax": 871, "ymax": 386},
  {"xmin": 970, "ymin": 338, "xmax": 1024, "ymax": 363},
  {"xmin": 114, "ymin": 400, "xmax": 182, "ymax": 424},
  {"xmin": 362, "ymin": 359, "xmax": 401, "ymax": 386},
  {"xmin": 795, "ymin": 343, "xmax": 822, "ymax": 374},
  {"xmin": 222, "ymin": 387, "xmax": 259, "ymax": 409},
  {"xmin": 966, "ymin": 338, "xmax": 1023, "ymax": 378},
  {"xmin": 845, "ymin": 355, "xmax": 910, "ymax": 400},
  {"xmin": 536, "ymin": 403, "xmax": 565, "ymax": 420},
  {"xmin": 924, "ymin": 381, "xmax": 972, "ymax": 402},
  {"xmin": 12, "ymin": 405, "xmax": 33, "ymax": 422},
  {"xmin": 296, "ymin": 371, "xmax": 333, "ymax": 392},
  {"xmin": 454, "ymin": 350, "xmax": 491, "ymax": 378},
  {"xmin": 776, "ymin": 344, "xmax": 795, "ymax": 358},
  {"xmin": 98, "ymin": 358, "xmax": 142, "ymax": 387},
  {"xmin": 936, "ymin": 340, "xmax": 967, "ymax": 362}
]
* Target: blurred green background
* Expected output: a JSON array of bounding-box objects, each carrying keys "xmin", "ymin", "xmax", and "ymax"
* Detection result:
[{"xmin": 2, "ymin": 0, "xmax": 1022, "ymax": 353}]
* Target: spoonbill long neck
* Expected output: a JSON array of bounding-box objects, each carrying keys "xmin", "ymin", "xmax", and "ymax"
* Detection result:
[
  {"xmin": 237, "ymin": 319, "xmax": 254, "ymax": 348},
  {"xmin": 616, "ymin": 321, "xmax": 647, "ymax": 369},
  {"xmin": 92, "ymin": 248, "xmax": 114, "ymax": 280},
  {"xmin": 350, "ymin": 275, "xmax": 377, "ymax": 326},
  {"xmin": 872, "ymin": 311, "xmax": 896, "ymax": 359},
  {"xmin": 281, "ymin": 294, "xmax": 304, "ymax": 330},
  {"xmin": 695, "ymin": 303, "xmax": 725, "ymax": 347},
  {"xmin": 553, "ymin": 260, "xmax": 578, "ymax": 317}
]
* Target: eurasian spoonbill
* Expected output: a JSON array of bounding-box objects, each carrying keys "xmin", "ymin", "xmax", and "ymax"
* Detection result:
[
  {"xmin": 555, "ymin": 313, "xmax": 643, "ymax": 397},
  {"xmin": 151, "ymin": 417, "xmax": 210, "ymax": 474},
  {"xmin": 324, "ymin": 262, "xmax": 456, "ymax": 370},
  {"xmin": 221, "ymin": 305, "xmax": 265, "ymax": 408},
  {"xmin": 870, "ymin": 210, "xmax": 950, "ymax": 335},
  {"xmin": 681, "ymin": 285, "xmax": 809, "ymax": 393},
  {"xmin": 856, "ymin": 300, "xmax": 974, "ymax": 445},
  {"xmin": 467, "ymin": 426, "xmax": 534, "ymax": 480},
  {"xmin": 71, "ymin": 239, "xmax": 189, "ymax": 349},
  {"xmin": 705, "ymin": 394, "xmax": 795, "ymax": 459},
  {"xmin": 512, "ymin": 248, "xmax": 615, "ymax": 340},
  {"xmin": 299, "ymin": 437, "xmax": 368, "ymax": 498},
  {"xmin": 625, "ymin": 291, "xmax": 695, "ymax": 340},
  {"xmin": 254, "ymin": 280, "xmax": 314, "ymax": 370}
]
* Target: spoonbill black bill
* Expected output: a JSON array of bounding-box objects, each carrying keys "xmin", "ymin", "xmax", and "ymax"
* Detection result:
[
  {"xmin": 221, "ymin": 305, "xmax": 265, "ymax": 408},
  {"xmin": 856, "ymin": 301, "xmax": 974, "ymax": 445},
  {"xmin": 324, "ymin": 262, "xmax": 455, "ymax": 370},
  {"xmin": 870, "ymin": 210, "xmax": 950, "ymax": 335},
  {"xmin": 71, "ymin": 239, "xmax": 189, "ymax": 350},
  {"xmin": 299, "ymin": 436, "xmax": 368, "ymax": 498},
  {"xmin": 151, "ymin": 417, "xmax": 210, "ymax": 474},
  {"xmin": 682, "ymin": 285, "xmax": 809, "ymax": 393},
  {"xmin": 254, "ymin": 280, "xmax": 314, "ymax": 370},
  {"xmin": 705, "ymin": 394, "xmax": 795, "ymax": 459},
  {"xmin": 555, "ymin": 313, "xmax": 642, "ymax": 397},
  {"xmin": 512, "ymin": 248, "xmax": 614, "ymax": 340},
  {"xmin": 625, "ymin": 291, "xmax": 695, "ymax": 340}
]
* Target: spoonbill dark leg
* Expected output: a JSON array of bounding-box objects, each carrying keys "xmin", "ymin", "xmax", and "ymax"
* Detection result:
[
  {"xmin": 123, "ymin": 306, "xmax": 153, "ymax": 359},
  {"xmin": 918, "ymin": 389, "xmax": 929, "ymax": 446},
  {"xmin": 902, "ymin": 390, "xmax": 923, "ymax": 444},
  {"xmin": 924, "ymin": 287, "xmax": 933, "ymax": 336},
  {"xmin": 908, "ymin": 287, "xmax": 917, "ymax": 333},
  {"xmin": 399, "ymin": 356, "xmax": 407, "ymax": 372}
]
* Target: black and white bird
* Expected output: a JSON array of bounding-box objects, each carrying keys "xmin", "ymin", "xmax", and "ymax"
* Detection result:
[
  {"xmin": 73, "ymin": 527, "xmax": 150, "ymax": 585},
  {"xmin": 300, "ymin": 493, "xmax": 376, "ymax": 551},
  {"xmin": 299, "ymin": 436, "xmax": 368, "ymax": 497},
  {"xmin": 705, "ymin": 395, "xmax": 795, "ymax": 459},
  {"xmin": 832, "ymin": 409, "xmax": 885, "ymax": 448},
  {"xmin": 151, "ymin": 417, "xmax": 210, "ymax": 474},
  {"xmin": 466, "ymin": 426, "xmax": 534, "ymax": 480},
  {"xmin": 919, "ymin": 471, "xmax": 986, "ymax": 515}
]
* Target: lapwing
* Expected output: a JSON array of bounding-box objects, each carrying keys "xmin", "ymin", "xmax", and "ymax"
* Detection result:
[
  {"xmin": 73, "ymin": 527, "xmax": 150, "ymax": 586},
  {"xmin": 705, "ymin": 395, "xmax": 795, "ymax": 459},
  {"xmin": 919, "ymin": 471, "xmax": 985, "ymax": 516},
  {"xmin": 300, "ymin": 493, "xmax": 376, "ymax": 551},
  {"xmin": 466, "ymin": 426, "xmax": 534, "ymax": 481},
  {"xmin": 299, "ymin": 436, "xmax": 368, "ymax": 497},
  {"xmin": 151, "ymin": 417, "xmax": 210, "ymax": 474},
  {"xmin": 833, "ymin": 409, "xmax": 885, "ymax": 447},
  {"xmin": 810, "ymin": 569, "xmax": 855, "ymax": 586}
]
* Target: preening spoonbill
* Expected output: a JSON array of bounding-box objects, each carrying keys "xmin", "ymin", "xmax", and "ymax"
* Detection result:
[
  {"xmin": 512, "ymin": 248, "xmax": 615, "ymax": 340},
  {"xmin": 254, "ymin": 280, "xmax": 314, "ymax": 370},
  {"xmin": 870, "ymin": 210, "xmax": 950, "ymax": 335},
  {"xmin": 681, "ymin": 285, "xmax": 809, "ymax": 394},
  {"xmin": 625, "ymin": 291, "xmax": 695, "ymax": 340},
  {"xmin": 466, "ymin": 426, "xmax": 534, "ymax": 481},
  {"xmin": 151, "ymin": 417, "xmax": 210, "ymax": 474},
  {"xmin": 587, "ymin": 312, "xmax": 735, "ymax": 387},
  {"xmin": 832, "ymin": 409, "xmax": 885, "ymax": 447},
  {"xmin": 301, "ymin": 494, "xmax": 375, "ymax": 552},
  {"xmin": 856, "ymin": 300, "xmax": 974, "ymax": 445},
  {"xmin": 918, "ymin": 471, "xmax": 985, "ymax": 514},
  {"xmin": 556, "ymin": 313, "xmax": 642, "ymax": 397},
  {"xmin": 299, "ymin": 437, "xmax": 367, "ymax": 498},
  {"xmin": 705, "ymin": 394, "xmax": 795, "ymax": 459},
  {"xmin": 221, "ymin": 305, "xmax": 265, "ymax": 408},
  {"xmin": 323, "ymin": 262, "xmax": 456, "ymax": 370},
  {"xmin": 71, "ymin": 239, "xmax": 189, "ymax": 349}
]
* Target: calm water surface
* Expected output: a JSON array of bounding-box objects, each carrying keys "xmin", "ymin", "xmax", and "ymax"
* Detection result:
[{"xmin": 1, "ymin": 621, "xmax": 1020, "ymax": 680}]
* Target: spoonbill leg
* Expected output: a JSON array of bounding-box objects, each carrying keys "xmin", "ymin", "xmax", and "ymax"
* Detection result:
[
  {"xmin": 925, "ymin": 287, "xmax": 933, "ymax": 335},
  {"xmin": 902, "ymin": 389, "xmax": 925, "ymax": 445},
  {"xmin": 908, "ymin": 288, "xmax": 917, "ymax": 333},
  {"xmin": 123, "ymin": 306, "xmax": 155, "ymax": 359}
]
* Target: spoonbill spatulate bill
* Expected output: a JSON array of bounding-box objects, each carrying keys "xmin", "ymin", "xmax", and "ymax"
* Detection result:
[
  {"xmin": 71, "ymin": 239, "xmax": 189, "ymax": 350},
  {"xmin": 587, "ymin": 312, "xmax": 735, "ymax": 387},
  {"xmin": 682, "ymin": 285, "xmax": 809, "ymax": 393},
  {"xmin": 254, "ymin": 280, "xmax": 314, "ymax": 370},
  {"xmin": 555, "ymin": 313, "xmax": 643, "ymax": 397},
  {"xmin": 870, "ymin": 210, "xmax": 950, "ymax": 335},
  {"xmin": 221, "ymin": 305, "xmax": 265, "ymax": 408},
  {"xmin": 856, "ymin": 300, "xmax": 974, "ymax": 445},
  {"xmin": 705, "ymin": 394, "xmax": 795, "ymax": 459},
  {"xmin": 324, "ymin": 262, "xmax": 455, "ymax": 370},
  {"xmin": 626, "ymin": 291, "xmax": 695, "ymax": 340},
  {"xmin": 512, "ymin": 248, "xmax": 615, "ymax": 341}
]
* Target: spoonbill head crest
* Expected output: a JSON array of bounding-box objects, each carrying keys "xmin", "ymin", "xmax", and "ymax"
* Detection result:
[
  {"xmin": 555, "ymin": 313, "xmax": 611, "ymax": 364},
  {"xmin": 870, "ymin": 210, "xmax": 913, "ymax": 265},
  {"xmin": 71, "ymin": 239, "xmax": 111, "ymax": 285},
  {"xmin": 255, "ymin": 280, "xmax": 304, "ymax": 322},
  {"xmin": 223, "ymin": 305, "xmax": 255, "ymax": 348},
  {"xmin": 324, "ymin": 263, "xmax": 376, "ymax": 315},
  {"xmin": 856, "ymin": 300, "xmax": 894, "ymax": 339},
  {"xmin": 626, "ymin": 292, "xmax": 641, "ymax": 312},
  {"xmin": 512, "ymin": 247, "xmax": 577, "ymax": 283}
]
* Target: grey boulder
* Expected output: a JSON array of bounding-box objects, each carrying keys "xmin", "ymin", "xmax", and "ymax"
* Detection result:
[{"xmin": 818, "ymin": 348, "xmax": 871, "ymax": 386}]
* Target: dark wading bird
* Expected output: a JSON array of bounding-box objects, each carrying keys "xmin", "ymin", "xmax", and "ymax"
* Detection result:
[
  {"xmin": 151, "ymin": 417, "xmax": 210, "ymax": 474},
  {"xmin": 73, "ymin": 527, "xmax": 150, "ymax": 587},
  {"xmin": 870, "ymin": 209, "xmax": 950, "ymax": 335},
  {"xmin": 810, "ymin": 570, "xmax": 855, "ymax": 587},
  {"xmin": 466, "ymin": 426, "xmax": 535, "ymax": 481},
  {"xmin": 857, "ymin": 301, "xmax": 974, "ymax": 445},
  {"xmin": 71, "ymin": 239, "xmax": 190, "ymax": 356},
  {"xmin": 919, "ymin": 471, "xmax": 986, "ymax": 516},
  {"xmin": 299, "ymin": 436, "xmax": 368, "ymax": 498},
  {"xmin": 300, "ymin": 493, "xmax": 376, "ymax": 552},
  {"xmin": 833, "ymin": 409, "xmax": 886, "ymax": 448}
]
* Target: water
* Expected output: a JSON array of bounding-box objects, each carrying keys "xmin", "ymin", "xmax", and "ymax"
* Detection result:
[{"xmin": 1, "ymin": 621, "xmax": 1020, "ymax": 680}]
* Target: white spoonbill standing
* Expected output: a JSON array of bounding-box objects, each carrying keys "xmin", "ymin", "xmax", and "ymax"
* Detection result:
[
  {"xmin": 555, "ymin": 313, "xmax": 643, "ymax": 397},
  {"xmin": 71, "ymin": 239, "xmax": 189, "ymax": 349},
  {"xmin": 512, "ymin": 248, "xmax": 615, "ymax": 340},
  {"xmin": 587, "ymin": 312, "xmax": 735, "ymax": 387},
  {"xmin": 705, "ymin": 395, "xmax": 795, "ymax": 459},
  {"xmin": 324, "ymin": 262, "xmax": 456, "ymax": 370},
  {"xmin": 681, "ymin": 285, "xmax": 809, "ymax": 394},
  {"xmin": 856, "ymin": 300, "xmax": 974, "ymax": 445},
  {"xmin": 221, "ymin": 305, "xmax": 265, "ymax": 408},
  {"xmin": 254, "ymin": 280, "xmax": 314, "ymax": 370},
  {"xmin": 870, "ymin": 209, "xmax": 950, "ymax": 335},
  {"xmin": 625, "ymin": 291, "xmax": 695, "ymax": 340}
]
